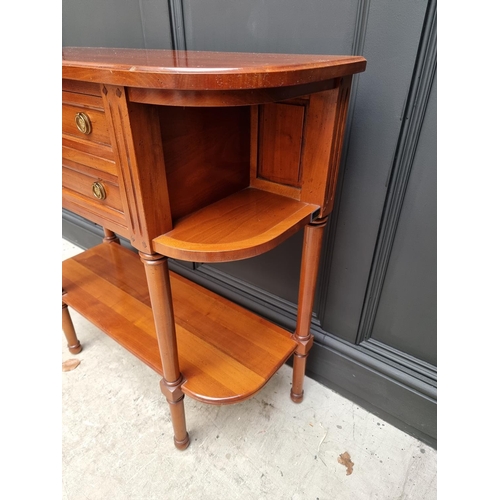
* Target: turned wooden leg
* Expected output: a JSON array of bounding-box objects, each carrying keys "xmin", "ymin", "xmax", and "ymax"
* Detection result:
[
  {"xmin": 62, "ymin": 298, "xmax": 82, "ymax": 354},
  {"xmin": 291, "ymin": 217, "xmax": 327, "ymax": 403},
  {"xmin": 102, "ymin": 228, "xmax": 121, "ymax": 244},
  {"xmin": 140, "ymin": 252, "xmax": 190, "ymax": 451}
]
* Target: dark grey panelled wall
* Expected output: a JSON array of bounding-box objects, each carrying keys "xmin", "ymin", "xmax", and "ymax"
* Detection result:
[
  {"xmin": 62, "ymin": 0, "xmax": 173, "ymax": 49},
  {"xmin": 370, "ymin": 79, "xmax": 437, "ymax": 366},
  {"xmin": 62, "ymin": 0, "xmax": 437, "ymax": 447}
]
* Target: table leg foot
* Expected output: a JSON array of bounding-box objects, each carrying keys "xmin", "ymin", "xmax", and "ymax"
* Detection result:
[
  {"xmin": 62, "ymin": 302, "xmax": 82, "ymax": 354},
  {"xmin": 167, "ymin": 395, "xmax": 190, "ymax": 451},
  {"xmin": 290, "ymin": 352, "xmax": 307, "ymax": 403},
  {"xmin": 174, "ymin": 432, "xmax": 190, "ymax": 451}
]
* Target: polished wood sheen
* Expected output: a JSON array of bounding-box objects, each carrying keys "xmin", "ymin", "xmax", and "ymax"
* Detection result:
[
  {"xmin": 62, "ymin": 167, "xmax": 123, "ymax": 212},
  {"xmin": 63, "ymin": 48, "xmax": 366, "ymax": 91},
  {"xmin": 62, "ymin": 300, "xmax": 82, "ymax": 354},
  {"xmin": 152, "ymin": 188, "xmax": 319, "ymax": 262},
  {"xmin": 258, "ymin": 102, "xmax": 305, "ymax": 187},
  {"xmin": 102, "ymin": 228, "xmax": 121, "ymax": 244},
  {"xmin": 63, "ymin": 79, "xmax": 101, "ymax": 96},
  {"xmin": 127, "ymin": 79, "xmax": 336, "ymax": 107},
  {"xmin": 61, "ymin": 48, "xmax": 366, "ymax": 449},
  {"xmin": 139, "ymin": 251, "xmax": 189, "ymax": 449},
  {"xmin": 290, "ymin": 218, "xmax": 327, "ymax": 402},
  {"xmin": 158, "ymin": 106, "xmax": 250, "ymax": 223},
  {"xmin": 62, "ymin": 243, "xmax": 297, "ymax": 404},
  {"xmin": 62, "ymin": 139, "xmax": 116, "ymax": 173},
  {"xmin": 62, "ymin": 94, "xmax": 111, "ymax": 146},
  {"xmin": 100, "ymin": 85, "xmax": 173, "ymax": 253}
]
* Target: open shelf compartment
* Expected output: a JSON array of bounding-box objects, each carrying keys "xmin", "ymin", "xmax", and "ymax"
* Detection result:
[
  {"xmin": 153, "ymin": 187, "xmax": 319, "ymax": 263},
  {"xmin": 62, "ymin": 242, "xmax": 297, "ymax": 404}
]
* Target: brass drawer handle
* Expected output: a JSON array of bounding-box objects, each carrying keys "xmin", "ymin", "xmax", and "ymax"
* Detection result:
[
  {"xmin": 75, "ymin": 112, "xmax": 92, "ymax": 135},
  {"xmin": 92, "ymin": 181, "xmax": 106, "ymax": 200}
]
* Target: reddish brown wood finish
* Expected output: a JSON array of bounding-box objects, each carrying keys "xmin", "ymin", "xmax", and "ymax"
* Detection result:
[
  {"xmin": 101, "ymin": 85, "xmax": 173, "ymax": 253},
  {"xmin": 158, "ymin": 106, "xmax": 250, "ymax": 223},
  {"xmin": 258, "ymin": 102, "xmax": 305, "ymax": 187},
  {"xmin": 62, "ymin": 139, "xmax": 116, "ymax": 174},
  {"xmin": 290, "ymin": 218, "xmax": 328, "ymax": 403},
  {"xmin": 63, "ymin": 48, "xmax": 366, "ymax": 91},
  {"xmin": 63, "ymin": 79, "xmax": 101, "ymax": 96},
  {"xmin": 62, "ymin": 185, "xmax": 129, "ymax": 239},
  {"xmin": 152, "ymin": 188, "xmax": 319, "ymax": 262},
  {"xmin": 62, "ymin": 300, "xmax": 82, "ymax": 354},
  {"xmin": 62, "ymin": 167, "xmax": 123, "ymax": 212},
  {"xmin": 323, "ymin": 77, "xmax": 353, "ymax": 215},
  {"xmin": 62, "ymin": 85, "xmax": 127, "ymax": 237},
  {"xmin": 63, "ymin": 246, "xmax": 161, "ymax": 372},
  {"xmin": 62, "ymin": 243, "xmax": 297, "ymax": 405},
  {"xmin": 299, "ymin": 87, "xmax": 340, "ymax": 215},
  {"xmin": 139, "ymin": 251, "xmax": 189, "ymax": 450},
  {"xmin": 62, "ymin": 92, "xmax": 111, "ymax": 146},
  {"xmin": 165, "ymin": 396, "xmax": 190, "ymax": 451},
  {"xmin": 102, "ymin": 228, "xmax": 120, "ymax": 244},
  {"xmin": 61, "ymin": 48, "xmax": 366, "ymax": 449},
  {"xmin": 128, "ymin": 79, "xmax": 336, "ymax": 107},
  {"xmin": 249, "ymin": 105, "xmax": 302, "ymax": 200}
]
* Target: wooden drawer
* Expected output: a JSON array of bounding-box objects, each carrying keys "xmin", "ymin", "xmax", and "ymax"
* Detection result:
[
  {"xmin": 62, "ymin": 89, "xmax": 116, "ymax": 176},
  {"xmin": 62, "ymin": 152, "xmax": 129, "ymax": 238},
  {"xmin": 62, "ymin": 86, "xmax": 127, "ymax": 236},
  {"xmin": 62, "ymin": 91, "xmax": 111, "ymax": 146},
  {"xmin": 62, "ymin": 164, "xmax": 123, "ymax": 213},
  {"xmin": 62, "ymin": 159, "xmax": 129, "ymax": 237},
  {"xmin": 62, "ymin": 138, "xmax": 117, "ymax": 177}
]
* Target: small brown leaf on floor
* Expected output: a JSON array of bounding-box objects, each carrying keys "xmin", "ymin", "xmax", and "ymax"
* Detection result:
[
  {"xmin": 62, "ymin": 359, "xmax": 81, "ymax": 372},
  {"xmin": 338, "ymin": 451, "xmax": 354, "ymax": 475}
]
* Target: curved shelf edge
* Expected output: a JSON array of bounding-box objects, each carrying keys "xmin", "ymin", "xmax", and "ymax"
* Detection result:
[
  {"xmin": 181, "ymin": 364, "xmax": 286, "ymax": 406},
  {"xmin": 62, "ymin": 243, "xmax": 297, "ymax": 407},
  {"xmin": 179, "ymin": 321, "xmax": 296, "ymax": 406},
  {"xmin": 153, "ymin": 188, "xmax": 319, "ymax": 263}
]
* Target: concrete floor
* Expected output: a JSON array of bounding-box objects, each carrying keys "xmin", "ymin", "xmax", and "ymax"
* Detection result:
[{"xmin": 62, "ymin": 239, "xmax": 437, "ymax": 500}]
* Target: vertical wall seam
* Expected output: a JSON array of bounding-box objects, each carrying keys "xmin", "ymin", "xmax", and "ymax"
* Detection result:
[
  {"xmin": 168, "ymin": 0, "xmax": 187, "ymax": 50},
  {"xmin": 356, "ymin": 0, "xmax": 437, "ymax": 344},
  {"xmin": 138, "ymin": 0, "xmax": 148, "ymax": 48},
  {"xmin": 316, "ymin": 0, "xmax": 371, "ymax": 325}
]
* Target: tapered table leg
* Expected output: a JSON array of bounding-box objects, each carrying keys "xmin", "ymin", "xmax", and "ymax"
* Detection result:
[
  {"xmin": 140, "ymin": 252, "xmax": 190, "ymax": 451},
  {"xmin": 291, "ymin": 217, "xmax": 327, "ymax": 403},
  {"xmin": 62, "ymin": 296, "xmax": 82, "ymax": 354}
]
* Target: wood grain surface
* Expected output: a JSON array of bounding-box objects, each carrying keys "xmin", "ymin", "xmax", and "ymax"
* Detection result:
[
  {"xmin": 62, "ymin": 243, "xmax": 297, "ymax": 404},
  {"xmin": 158, "ymin": 106, "xmax": 250, "ymax": 223},
  {"xmin": 152, "ymin": 188, "xmax": 318, "ymax": 262},
  {"xmin": 62, "ymin": 48, "xmax": 366, "ymax": 91}
]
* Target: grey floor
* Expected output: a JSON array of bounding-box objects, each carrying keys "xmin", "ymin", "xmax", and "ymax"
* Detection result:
[{"xmin": 62, "ymin": 239, "xmax": 437, "ymax": 500}]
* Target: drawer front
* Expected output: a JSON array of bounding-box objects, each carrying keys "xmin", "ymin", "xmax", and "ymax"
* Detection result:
[
  {"xmin": 62, "ymin": 88, "xmax": 128, "ymax": 236},
  {"xmin": 62, "ymin": 139, "xmax": 117, "ymax": 177},
  {"xmin": 62, "ymin": 89, "xmax": 116, "ymax": 177},
  {"xmin": 63, "ymin": 79, "xmax": 101, "ymax": 97},
  {"xmin": 62, "ymin": 158, "xmax": 129, "ymax": 237},
  {"xmin": 62, "ymin": 91, "xmax": 111, "ymax": 146},
  {"xmin": 62, "ymin": 165, "xmax": 123, "ymax": 213}
]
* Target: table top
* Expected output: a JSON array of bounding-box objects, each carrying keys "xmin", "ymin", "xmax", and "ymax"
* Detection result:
[{"xmin": 62, "ymin": 47, "xmax": 366, "ymax": 90}]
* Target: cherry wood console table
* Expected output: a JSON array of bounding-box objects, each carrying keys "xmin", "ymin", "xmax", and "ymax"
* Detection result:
[{"xmin": 61, "ymin": 48, "xmax": 366, "ymax": 450}]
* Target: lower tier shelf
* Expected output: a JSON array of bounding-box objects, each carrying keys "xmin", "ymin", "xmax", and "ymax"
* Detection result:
[{"xmin": 62, "ymin": 242, "xmax": 297, "ymax": 404}]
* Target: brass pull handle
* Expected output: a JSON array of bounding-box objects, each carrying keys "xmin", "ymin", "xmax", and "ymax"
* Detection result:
[
  {"xmin": 75, "ymin": 112, "xmax": 92, "ymax": 135},
  {"xmin": 92, "ymin": 181, "xmax": 106, "ymax": 200}
]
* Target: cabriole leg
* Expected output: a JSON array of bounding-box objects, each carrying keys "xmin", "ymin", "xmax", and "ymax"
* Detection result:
[
  {"xmin": 140, "ymin": 252, "xmax": 190, "ymax": 450},
  {"xmin": 291, "ymin": 217, "xmax": 327, "ymax": 403}
]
